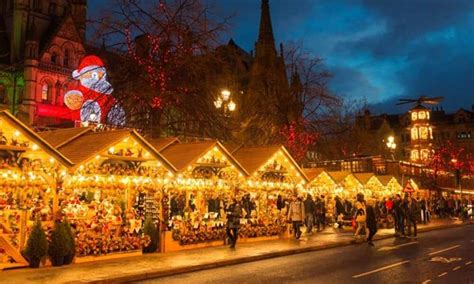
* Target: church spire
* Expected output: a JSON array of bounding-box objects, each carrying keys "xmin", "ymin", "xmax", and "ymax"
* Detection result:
[{"xmin": 255, "ymin": 0, "xmax": 277, "ymax": 60}]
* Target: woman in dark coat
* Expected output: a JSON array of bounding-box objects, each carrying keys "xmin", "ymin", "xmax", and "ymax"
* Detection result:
[{"xmin": 366, "ymin": 200, "xmax": 377, "ymax": 246}]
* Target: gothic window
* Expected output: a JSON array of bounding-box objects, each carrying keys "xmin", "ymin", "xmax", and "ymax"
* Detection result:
[
  {"xmin": 32, "ymin": 0, "xmax": 41, "ymax": 11},
  {"xmin": 410, "ymin": 150, "xmax": 419, "ymax": 161},
  {"xmin": 51, "ymin": 52, "xmax": 59, "ymax": 65},
  {"xmin": 64, "ymin": 49, "xmax": 70, "ymax": 67},
  {"xmin": 411, "ymin": 112, "xmax": 418, "ymax": 121},
  {"xmin": 0, "ymin": 84, "xmax": 7, "ymax": 104},
  {"xmin": 41, "ymin": 83, "xmax": 51, "ymax": 102},
  {"xmin": 49, "ymin": 2, "xmax": 57, "ymax": 15}
]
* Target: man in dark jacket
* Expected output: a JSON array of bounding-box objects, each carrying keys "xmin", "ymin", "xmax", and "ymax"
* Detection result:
[
  {"xmin": 393, "ymin": 194, "xmax": 405, "ymax": 236},
  {"xmin": 406, "ymin": 196, "xmax": 418, "ymax": 239},
  {"xmin": 226, "ymin": 197, "xmax": 242, "ymax": 248},
  {"xmin": 314, "ymin": 197, "xmax": 325, "ymax": 231},
  {"xmin": 304, "ymin": 194, "xmax": 315, "ymax": 234},
  {"xmin": 366, "ymin": 200, "xmax": 377, "ymax": 246}
]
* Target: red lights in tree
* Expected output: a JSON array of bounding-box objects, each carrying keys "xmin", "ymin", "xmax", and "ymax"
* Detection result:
[
  {"xmin": 279, "ymin": 119, "xmax": 318, "ymax": 162},
  {"xmin": 429, "ymin": 140, "xmax": 474, "ymax": 177}
]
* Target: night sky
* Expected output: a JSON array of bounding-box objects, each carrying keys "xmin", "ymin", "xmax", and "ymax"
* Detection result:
[{"xmin": 89, "ymin": 0, "xmax": 474, "ymax": 114}]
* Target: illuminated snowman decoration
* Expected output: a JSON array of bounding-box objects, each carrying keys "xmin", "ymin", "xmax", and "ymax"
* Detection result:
[{"xmin": 64, "ymin": 55, "xmax": 125, "ymax": 126}]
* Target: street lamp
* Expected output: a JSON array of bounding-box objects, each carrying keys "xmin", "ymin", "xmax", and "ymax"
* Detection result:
[
  {"xmin": 386, "ymin": 135, "xmax": 397, "ymax": 160},
  {"xmin": 214, "ymin": 89, "xmax": 236, "ymax": 115}
]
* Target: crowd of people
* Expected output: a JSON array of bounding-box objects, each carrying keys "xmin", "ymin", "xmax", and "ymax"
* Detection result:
[{"xmin": 224, "ymin": 191, "xmax": 472, "ymax": 248}]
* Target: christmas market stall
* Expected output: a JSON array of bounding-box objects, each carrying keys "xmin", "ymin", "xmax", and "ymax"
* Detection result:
[
  {"xmin": 157, "ymin": 140, "xmax": 248, "ymax": 252},
  {"xmin": 374, "ymin": 175, "xmax": 402, "ymax": 198},
  {"xmin": 41, "ymin": 129, "xmax": 176, "ymax": 261},
  {"xmin": 353, "ymin": 173, "xmax": 379, "ymax": 199},
  {"xmin": 303, "ymin": 168, "xmax": 331, "ymax": 196},
  {"xmin": 0, "ymin": 111, "xmax": 73, "ymax": 269},
  {"xmin": 232, "ymin": 145, "xmax": 309, "ymax": 240}
]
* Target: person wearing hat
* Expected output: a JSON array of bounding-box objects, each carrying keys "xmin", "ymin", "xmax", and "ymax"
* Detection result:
[
  {"xmin": 226, "ymin": 196, "xmax": 242, "ymax": 248},
  {"xmin": 64, "ymin": 55, "xmax": 125, "ymax": 125}
]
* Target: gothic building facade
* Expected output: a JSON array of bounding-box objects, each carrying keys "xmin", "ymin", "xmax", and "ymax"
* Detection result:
[{"xmin": 0, "ymin": 0, "xmax": 87, "ymax": 127}]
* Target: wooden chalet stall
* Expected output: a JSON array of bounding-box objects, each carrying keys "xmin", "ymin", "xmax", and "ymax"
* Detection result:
[
  {"xmin": 40, "ymin": 129, "xmax": 176, "ymax": 262},
  {"xmin": 232, "ymin": 145, "xmax": 308, "ymax": 240},
  {"xmin": 158, "ymin": 140, "xmax": 248, "ymax": 252},
  {"xmin": 0, "ymin": 111, "xmax": 73, "ymax": 269},
  {"xmin": 374, "ymin": 175, "xmax": 402, "ymax": 198}
]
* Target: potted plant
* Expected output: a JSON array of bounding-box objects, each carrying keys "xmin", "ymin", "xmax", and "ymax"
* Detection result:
[
  {"xmin": 23, "ymin": 219, "xmax": 48, "ymax": 268},
  {"xmin": 48, "ymin": 221, "xmax": 68, "ymax": 266},
  {"xmin": 62, "ymin": 219, "xmax": 75, "ymax": 265},
  {"xmin": 142, "ymin": 217, "xmax": 158, "ymax": 253}
]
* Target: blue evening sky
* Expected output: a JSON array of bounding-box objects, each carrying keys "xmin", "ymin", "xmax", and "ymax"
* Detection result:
[{"xmin": 89, "ymin": 0, "xmax": 474, "ymax": 114}]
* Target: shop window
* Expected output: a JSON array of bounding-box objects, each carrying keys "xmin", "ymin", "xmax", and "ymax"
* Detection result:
[
  {"xmin": 41, "ymin": 83, "xmax": 51, "ymax": 102},
  {"xmin": 411, "ymin": 127, "xmax": 418, "ymax": 140},
  {"xmin": 411, "ymin": 112, "xmax": 418, "ymax": 121}
]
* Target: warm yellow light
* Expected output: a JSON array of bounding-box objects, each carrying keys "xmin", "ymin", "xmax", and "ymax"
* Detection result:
[
  {"xmin": 221, "ymin": 89, "xmax": 231, "ymax": 101},
  {"xmin": 157, "ymin": 162, "xmax": 162, "ymax": 167},
  {"xmin": 95, "ymin": 155, "xmax": 100, "ymax": 160},
  {"xmin": 109, "ymin": 147, "xmax": 115, "ymax": 153},
  {"xmin": 49, "ymin": 158, "xmax": 55, "ymax": 164},
  {"xmin": 14, "ymin": 130, "xmax": 20, "ymax": 137},
  {"xmin": 144, "ymin": 152, "xmax": 150, "ymax": 157},
  {"xmin": 228, "ymin": 100, "xmax": 236, "ymax": 112},
  {"xmin": 31, "ymin": 144, "xmax": 39, "ymax": 150}
]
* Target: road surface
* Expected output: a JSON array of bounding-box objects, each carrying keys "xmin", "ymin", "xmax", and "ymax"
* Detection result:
[{"xmin": 136, "ymin": 224, "xmax": 473, "ymax": 284}]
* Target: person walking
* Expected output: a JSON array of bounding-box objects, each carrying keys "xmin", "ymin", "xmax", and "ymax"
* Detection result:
[
  {"xmin": 288, "ymin": 195, "xmax": 305, "ymax": 239},
  {"xmin": 226, "ymin": 197, "xmax": 242, "ymax": 248},
  {"xmin": 354, "ymin": 193, "xmax": 367, "ymax": 241},
  {"xmin": 314, "ymin": 197, "xmax": 324, "ymax": 231},
  {"xmin": 303, "ymin": 194, "xmax": 315, "ymax": 235},
  {"xmin": 406, "ymin": 196, "xmax": 418, "ymax": 239},
  {"xmin": 393, "ymin": 194, "xmax": 405, "ymax": 236},
  {"xmin": 366, "ymin": 200, "xmax": 377, "ymax": 246}
]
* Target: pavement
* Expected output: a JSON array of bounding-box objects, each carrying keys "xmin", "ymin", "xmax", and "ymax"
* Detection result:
[
  {"xmin": 141, "ymin": 224, "xmax": 474, "ymax": 284},
  {"xmin": 0, "ymin": 219, "xmax": 471, "ymax": 284}
]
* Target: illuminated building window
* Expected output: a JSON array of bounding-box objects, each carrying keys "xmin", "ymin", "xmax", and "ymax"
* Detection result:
[
  {"xmin": 457, "ymin": 131, "xmax": 471, "ymax": 140},
  {"xmin": 426, "ymin": 112, "xmax": 430, "ymax": 120},
  {"xmin": 41, "ymin": 83, "xmax": 51, "ymax": 102},
  {"xmin": 419, "ymin": 127, "xmax": 428, "ymax": 139},
  {"xmin": 418, "ymin": 111, "xmax": 426, "ymax": 120},
  {"xmin": 429, "ymin": 127, "xmax": 433, "ymax": 139},
  {"xmin": 411, "ymin": 112, "xmax": 418, "ymax": 121},
  {"xmin": 411, "ymin": 127, "xmax": 418, "ymax": 140},
  {"xmin": 411, "ymin": 150, "xmax": 419, "ymax": 161},
  {"xmin": 420, "ymin": 149, "xmax": 430, "ymax": 160}
]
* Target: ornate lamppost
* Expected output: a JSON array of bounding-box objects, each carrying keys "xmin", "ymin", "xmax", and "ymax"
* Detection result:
[
  {"xmin": 386, "ymin": 135, "xmax": 397, "ymax": 160},
  {"xmin": 214, "ymin": 89, "xmax": 236, "ymax": 116}
]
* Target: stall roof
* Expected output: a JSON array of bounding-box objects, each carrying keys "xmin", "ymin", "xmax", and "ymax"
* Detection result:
[
  {"xmin": 38, "ymin": 127, "xmax": 92, "ymax": 148},
  {"xmin": 232, "ymin": 145, "xmax": 308, "ymax": 182},
  {"xmin": 148, "ymin": 137, "xmax": 180, "ymax": 152},
  {"xmin": 353, "ymin": 173, "xmax": 375, "ymax": 185},
  {"xmin": 160, "ymin": 140, "xmax": 248, "ymax": 175},
  {"xmin": 55, "ymin": 129, "xmax": 176, "ymax": 172},
  {"xmin": 0, "ymin": 111, "xmax": 74, "ymax": 167},
  {"xmin": 376, "ymin": 175, "xmax": 396, "ymax": 186},
  {"xmin": 303, "ymin": 168, "xmax": 325, "ymax": 182},
  {"xmin": 326, "ymin": 171, "xmax": 352, "ymax": 184}
]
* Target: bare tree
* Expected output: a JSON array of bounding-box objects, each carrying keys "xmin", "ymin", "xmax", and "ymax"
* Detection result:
[{"xmin": 90, "ymin": 0, "xmax": 231, "ymax": 138}]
